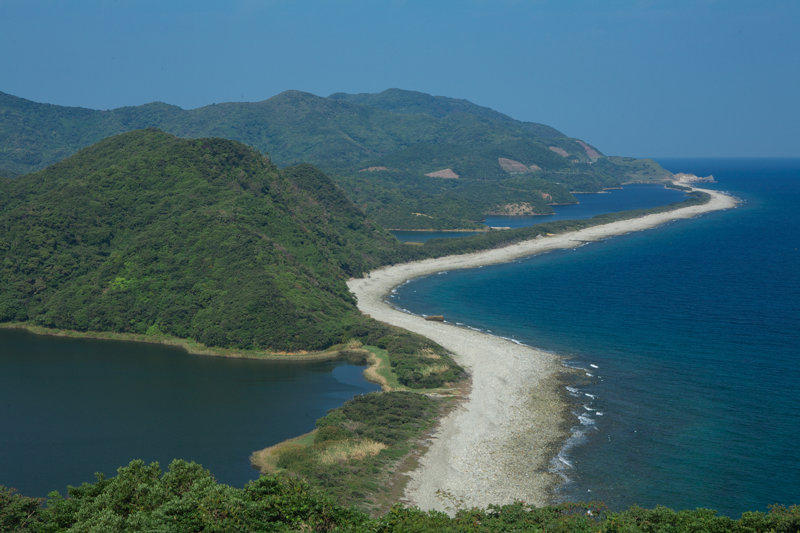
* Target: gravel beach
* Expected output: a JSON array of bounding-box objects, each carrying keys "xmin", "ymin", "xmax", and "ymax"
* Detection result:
[{"xmin": 347, "ymin": 188, "xmax": 738, "ymax": 512}]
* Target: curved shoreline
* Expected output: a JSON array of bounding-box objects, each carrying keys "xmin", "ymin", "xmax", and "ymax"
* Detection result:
[
  {"xmin": 0, "ymin": 323, "xmax": 347, "ymax": 362},
  {"xmin": 347, "ymin": 188, "xmax": 738, "ymax": 512}
]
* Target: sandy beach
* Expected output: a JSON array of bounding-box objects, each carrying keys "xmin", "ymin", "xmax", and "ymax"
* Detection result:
[{"xmin": 347, "ymin": 188, "xmax": 738, "ymax": 512}]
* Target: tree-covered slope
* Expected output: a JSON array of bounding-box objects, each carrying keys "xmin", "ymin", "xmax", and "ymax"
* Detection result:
[
  {"xmin": 0, "ymin": 88, "xmax": 674, "ymax": 230},
  {"xmin": 0, "ymin": 89, "xmax": 598, "ymax": 173},
  {"xmin": 0, "ymin": 130, "xmax": 403, "ymax": 351},
  {"xmin": 329, "ymin": 87, "xmax": 565, "ymax": 138},
  {"xmin": 0, "ymin": 91, "xmax": 183, "ymax": 176}
]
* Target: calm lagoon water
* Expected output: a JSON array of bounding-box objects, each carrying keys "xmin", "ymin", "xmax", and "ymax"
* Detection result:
[
  {"xmin": 389, "ymin": 230, "xmax": 483, "ymax": 243},
  {"xmin": 390, "ymin": 183, "xmax": 688, "ymax": 242},
  {"xmin": 392, "ymin": 159, "xmax": 800, "ymax": 516},
  {"xmin": 0, "ymin": 329, "xmax": 379, "ymax": 497}
]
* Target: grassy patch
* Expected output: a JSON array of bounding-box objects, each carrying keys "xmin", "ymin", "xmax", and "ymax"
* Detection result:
[
  {"xmin": 318, "ymin": 439, "xmax": 388, "ymax": 464},
  {"xmin": 362, "ymin": 346, "xmax": 406, "ymax": 391},
  {"xmin": 419, "ymin": 363, "xmax": 450, "ymax": 378},
  {"xmin": 250, "ymin": 430, "xmax": 318, "ymax": 474},
  {"xmin": 251, "ymin": 391, "xmax": 448, "ymax": 514}
]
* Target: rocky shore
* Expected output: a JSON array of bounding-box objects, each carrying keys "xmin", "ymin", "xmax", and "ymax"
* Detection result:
[{"xmin": 347, "ymin": 188, "xmax": 738, "ymax": 513}]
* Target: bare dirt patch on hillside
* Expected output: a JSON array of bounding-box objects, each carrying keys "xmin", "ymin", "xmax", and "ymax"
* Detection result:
[
  {"xmin": 498, "ymin": 158, "xmax": 531, "ymax": 174},
  {"xmin": 577, "ymin": 141, "xmax": 601, "ymax": 159},
  {"xmin": 425, "ymin": 169, "xmax": 459, "ymax": 179}
]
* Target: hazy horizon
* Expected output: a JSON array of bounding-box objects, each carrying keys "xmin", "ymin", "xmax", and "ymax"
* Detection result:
[{"xmin": 2, "ymin": 0, "xmax": 798, "ymax": 158}]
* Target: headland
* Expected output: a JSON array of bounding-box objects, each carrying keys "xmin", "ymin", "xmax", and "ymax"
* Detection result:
[{"xmin": 347, "ymin": 188, "xmax": 738, "ymax": 512}]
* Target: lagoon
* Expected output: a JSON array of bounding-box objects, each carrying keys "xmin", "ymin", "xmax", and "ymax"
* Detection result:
[{"xmin": 0, "ymin": 328, "xmax": 379, "ymax": 498}]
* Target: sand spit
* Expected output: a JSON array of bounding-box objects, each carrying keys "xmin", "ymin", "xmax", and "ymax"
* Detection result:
[{"xmin": 347, "ymin": 189, "xmax": 737, "ymax": 512}]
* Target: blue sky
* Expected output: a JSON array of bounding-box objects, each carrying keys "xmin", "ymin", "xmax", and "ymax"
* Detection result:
[{"xmin": 1, "ymin": 0, "xmax": 798, "ymax": 157}]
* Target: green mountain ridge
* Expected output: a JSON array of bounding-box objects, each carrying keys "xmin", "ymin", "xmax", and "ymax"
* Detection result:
[
  {"xmin": 0, "ymin": 130, "xmax": 403, "ymax": 351},
  {"xmin": 0, "ymin": 88, "xmax": 581, "ymax": 175},
  {"xmin": 329, "ymin": 87, "xmax": 567, "ymax": 140},
  {"xmin": 0, "ymin": 88, "xmax": 673, "ymax": 229}
]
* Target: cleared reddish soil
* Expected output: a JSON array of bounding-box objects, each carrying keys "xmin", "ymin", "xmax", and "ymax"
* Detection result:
[{"xmin": 425, "ymin": 168, "xmax": 459, "ymax": 179}]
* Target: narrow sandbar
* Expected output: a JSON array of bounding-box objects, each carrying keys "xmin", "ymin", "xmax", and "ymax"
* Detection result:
[{"xmin": 347, "ymin": 189, "xmax": 737, "ymax": 512}]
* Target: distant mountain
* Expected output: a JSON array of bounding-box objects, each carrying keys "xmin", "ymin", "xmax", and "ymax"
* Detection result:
[
  {"xmin": 0, "ymin": 89, "xmax": 673, "ymax": 229},
  {"xmin": 0, "ymin": 89, "xmax": 591, "ymax": 173},
  {"xmin": 0, "ymin": 130, "xmax": 403, "ymax": 351},
  {"xmin": 329, "ymin": 88, "xmax": 564, "ymax": 138}
]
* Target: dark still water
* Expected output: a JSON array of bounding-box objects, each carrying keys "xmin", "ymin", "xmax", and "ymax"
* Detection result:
[
  {"xmin": 389, "ymin": 230, "xmax": 484, "ymax": 243},
  {"xmin": 390, "ymin": 184, "xmax": 687, "ymax": 242},
  {"xmin": 393, "ymin": 159, "xmax": 800, "ymax": 516},
  {"xmin": 0, "ymin": 329, "xmax": 379, "ymax": 497}
]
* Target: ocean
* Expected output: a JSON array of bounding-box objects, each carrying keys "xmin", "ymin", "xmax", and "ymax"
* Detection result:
[{"xmin": 392, "ymin": 158, "xmax": 800, "ymax": 517}]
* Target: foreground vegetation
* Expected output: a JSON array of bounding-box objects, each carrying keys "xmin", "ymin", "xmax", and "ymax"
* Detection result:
[
  {"xmin": 252, "ymin": 392, "xmax": 446, "ymax": 513},
  {"xmin": 3, "ymin": 463, "xmax": 797, "ymax": 532}
]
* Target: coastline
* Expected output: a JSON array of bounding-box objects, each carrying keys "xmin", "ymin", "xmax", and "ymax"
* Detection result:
[
  {"xmin": 387, "ymin": 228, "xmax": 491, "ymax": 232},
  {"xmin": 347, "ymin": 188, "xmax": 738, "ymax": 512},
  {"xmin": 0, "ymin": 323, "xmax": 348, "ymax": 362}
]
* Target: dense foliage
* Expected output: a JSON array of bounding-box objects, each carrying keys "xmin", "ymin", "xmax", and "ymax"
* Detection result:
[
  {"xmin": 329, "ymin": 88, "xmax": 544, "ymax": 129},
  {"xmin": 3, "ymin": 464, "xmax": 798, "ymax": 532},
  {"xmin": 0, "ymin": 89, "xmax": 583, "ymax": 175},
  {"xmin": 1, "ymin": 461, "xmax": 368, "ymax": 533},
  {"xmin": 0, "ymin": 89, "xmax": 673, "ymax": 230},
  {"xmin": 371, "ymin": 191, "xmax": 712, "ymax": 265},
  {"xmin": 316, "ymin": 392, "xmax": 438, "ymax": 444},
  {"xmin": 336, "ymin": 164, "xmax": 578, "ymax": 230},
  {"xmin": 0, "ymin": 128, "xmax": 708, "ymax": 355},
  {"xmin": 0, "ymin": 130, "xmax": 402, "ymax": 351},
  {"xmin": 373, "ymin": 333, "xmax": 464, "ymax": 388},
  {"xmin": 339, "ymin": 321, "xmax": 465, "ymax": 389},
  {"xmin": 262, "ymin": 392, "xmax": 443, "ymax": 510}
]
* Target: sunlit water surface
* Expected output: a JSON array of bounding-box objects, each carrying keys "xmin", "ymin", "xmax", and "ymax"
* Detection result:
[{"xmin": 392, "ymin": 159, "xmax": 800, "ymax": 516}]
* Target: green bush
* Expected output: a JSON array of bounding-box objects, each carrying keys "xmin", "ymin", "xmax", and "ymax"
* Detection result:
[
  {"xmin": 4, "ymin": 460, "xmax": 798, "ymax": 532},
  {"xmin": 314, "ymin": 426, "xmax": 353, "ymax": 444}
]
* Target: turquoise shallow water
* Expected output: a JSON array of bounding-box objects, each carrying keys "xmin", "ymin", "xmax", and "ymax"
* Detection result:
[
  {"xmin": 393, "ymin": 159, "xmax": 800, "ymax": 516},
  {"xmin": 0, "ymin": 330, "xmax": 379, "ymax": 497}
]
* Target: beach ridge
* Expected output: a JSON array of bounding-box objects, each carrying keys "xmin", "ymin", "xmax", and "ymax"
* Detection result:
[{"xmin": 347, "ymin": 188, "xmax": 738, "ymax": 512}]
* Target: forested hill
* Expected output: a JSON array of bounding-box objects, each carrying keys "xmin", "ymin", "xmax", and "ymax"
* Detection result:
[
  {"xmin": 0, "ymin": 88, "xmax": 674, "ymax": 230},
  {"xmin": 0, "ymin": 88, "xmax": 581, "ymax": 176},
  {"xmin": 329, "ymin": 87, "xmax": 564, "ymax": 138},
  {"xmin": 0, "ymin": 130, "xmax": 404, "ymax": 351}
]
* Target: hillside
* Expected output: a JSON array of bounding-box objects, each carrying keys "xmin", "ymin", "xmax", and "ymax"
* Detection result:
[
  {"xmin": 1, "ymin": 89, "xmax": 593, "ymax": 175},
  {"xmin": 0, "ymin": 130, "xmax": 406, "ymax": 351},
  {"xmin": 0, "ymin": 89, "xmax": 673, "ymax": 229},
  {"xmin": 330, "ymin": 87, "xmax": 565, "ymax": 138}
]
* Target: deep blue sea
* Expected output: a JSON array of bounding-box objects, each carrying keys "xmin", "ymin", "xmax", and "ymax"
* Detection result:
[{"xmin": 392, "ymin": 158, "xmax": 800, "ymax": 517}]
